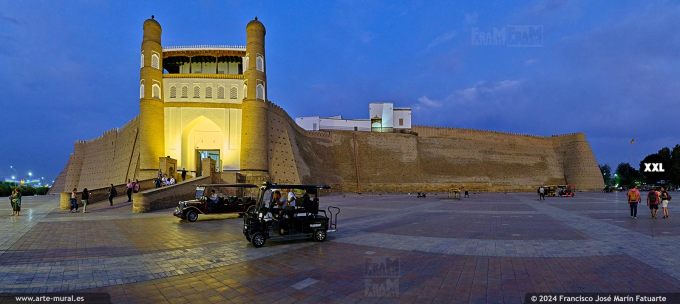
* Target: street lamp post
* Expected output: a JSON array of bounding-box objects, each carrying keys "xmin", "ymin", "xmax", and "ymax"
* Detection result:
[{"xmin": 9, "ymin": 165, "xmax": 17, "ymax": 180}]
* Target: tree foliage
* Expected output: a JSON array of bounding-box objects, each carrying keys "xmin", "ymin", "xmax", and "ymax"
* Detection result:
[
  {"xmin": 0, "ymin": 182, "xmax": 50, "ymax": 197},
  {"xmin": 639, "ymin": 145, "xmax": 680, "ymax": 186},
  {"xmin": 599, "ymin": 164, "xmax": 613, "ymax": 186},
  {"xmin": 616, "ymin": 163, "xmax": 641, "ymax": 187}
]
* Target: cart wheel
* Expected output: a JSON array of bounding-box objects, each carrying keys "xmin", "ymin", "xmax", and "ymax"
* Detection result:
[
  {"xmin": 313, "ymin": 229, "xmax": 327, "ymax": 242},
  {"xmin": 251, "ymin": 232, "xmax": 266, "ymax": 248},
  {"xmin": 186, "ymin": 210, "xmax": 198, "ymax": 222}
]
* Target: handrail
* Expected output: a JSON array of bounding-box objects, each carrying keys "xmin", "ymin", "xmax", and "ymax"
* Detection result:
[
  {"xmin": 163, "ymin": 45, "xmax": 246, "ymax": 51},
  {"xmin": 163, "ymin": 73, "xmax": 244, "ymax": 79}
]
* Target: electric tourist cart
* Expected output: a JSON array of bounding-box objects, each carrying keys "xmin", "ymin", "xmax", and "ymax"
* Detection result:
[
  {"xmin": 173, "ymin": 183, "xmax": 259, "ymax": 222},
  {"xmin": 243, "ymin": 183, "xmax": 340, "ymax": 248}
]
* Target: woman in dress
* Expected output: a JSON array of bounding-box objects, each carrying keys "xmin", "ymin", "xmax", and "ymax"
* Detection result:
[
  {"xmin": 10, "ymin": 188, "xmax": 21, "ymax": 216},
  {"xmin": 9, "ymin": 189, "xmax": 15, "ymax": 215}
]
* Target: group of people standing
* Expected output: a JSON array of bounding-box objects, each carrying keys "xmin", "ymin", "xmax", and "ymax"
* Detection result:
[
  {"xmin": 69, "ymin": 187, "xmax": 90, "ymax": 213},
  {"xmin": 154, "ymin": 174, "xmax": 176, "ymax": 188},
  {"xmin": 125, "ymin": 179, "xmax": 140, "ymax": 202},
  {"xmin": 627, "ymin": 185, "xmax": 672, "ymax": 219},
  {"xmin": 154, "ymin": 169, "xmax": 187, "ymax": 188},
  {"xmin": 9, "ymin": 188, "xmax": 21, "ymax": 216},
  {"xmin": 67, "ymin": 180, "xmax": 140, "ymax": 213}
]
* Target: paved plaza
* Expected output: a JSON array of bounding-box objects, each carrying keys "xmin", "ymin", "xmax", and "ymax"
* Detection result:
[{"xmin": 1, "ymin": 191, "xmax": 680, "ymax": 303}]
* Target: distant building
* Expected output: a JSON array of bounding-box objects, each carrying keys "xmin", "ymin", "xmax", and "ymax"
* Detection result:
[
  {"xmin": 295, "ymin": 102, "xmax": 412, "ymax": 132},
  {"xmin": 295, "ymin": 116, "xmax": 370, "ymax": 131}
]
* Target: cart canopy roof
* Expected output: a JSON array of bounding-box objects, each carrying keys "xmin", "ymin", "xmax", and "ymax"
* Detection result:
[
  {"xmin": 261, "ymin": 183, "xmax": 331, "ymax": 191},
  {"xmin": 197, "ymin": 183, "xmax": 259, "ymax": 188}
]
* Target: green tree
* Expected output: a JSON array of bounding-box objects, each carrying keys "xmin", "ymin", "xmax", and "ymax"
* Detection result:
[
  {"xmin": 599, "ymin": 164, "xmax": 612, "ymax": 186},
  {"xmin": 639, "ymin": 146, "xmax": 678, "ymax": 185},
  {"xmin": 670, "ymin": 145, "xmax": 680, "ymax": 186},
  {"xmin": 616, "ymin": 162, "xmax": 641, "ymax": 187},
  {"xmin": 640, "ymin": 153, "xmax": 664, "ymax": 183}
]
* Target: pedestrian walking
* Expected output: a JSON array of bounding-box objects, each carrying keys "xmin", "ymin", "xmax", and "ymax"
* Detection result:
[
  {"xmin": 660, "ymin": 186, "xmax": 672, "ymax": 219},
  {"xmin": 8, "ymin": 191, "xmax": 13, "ymax": 216},
  {"xmin": 126, "ymin": 179, "xmax": 133, "ymax": 202},
  {"xmin": 647, "ymin": 187, "xmax": 661, "ymax": 219},
  {"xmin": 538, "ymin": 186, "xmax": 546, "ymax": 200},
  {"xmin": 627, "ymin": 185, "xmax": 641, "ymax": 219},
  {"xmin": 108, "ymin": 184, "xmax": 117, "ymax": 206},
  {"xmin": 70, "ymin": 188, "xmax": 78, "ymax": 213},
  {"xmin": 81, "ymin": 188, "xmax": 90, "ymax": 213},
  {"xmin": 181, "ymin": 168, "xmax": 187, "ymax": 181},
  {"xmin": 10, "ymin": 188, "xmax": 21, "ymax": 216},
  {"xmin": 133, "ymin": 179, "xmax": 140, "ymax": 193}
]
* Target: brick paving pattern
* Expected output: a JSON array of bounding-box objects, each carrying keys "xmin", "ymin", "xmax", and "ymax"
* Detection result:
[{"xmin": 1, "ymin": 192, "xmax": 679, "ymax": 303}]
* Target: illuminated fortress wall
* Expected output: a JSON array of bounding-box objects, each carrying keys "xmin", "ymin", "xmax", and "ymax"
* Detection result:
[
  {"xmin": 51, "ymin": 101, "xmax": 604, "ymax": 194},
  {"xmin": 51, "ymin": 17, "xmax": 603, "ymax": 195},
  {"xmin": 267, "ymin": 105, "xmax": 604, "ymax": 192}
]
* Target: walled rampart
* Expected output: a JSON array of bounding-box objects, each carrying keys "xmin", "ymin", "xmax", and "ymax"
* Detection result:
[
  {"xmin": 54, "ymin": 102, "xmax": 603, "ymax": 198},
  {"xmin": 267, "ymin": 104, "xmax": 604, "ymax": 192},
  {"xmin": 551, "ymin": 133, "xmax": 604, "ymax": 190},
  {"xmin": 52, "ymin": 117, "xmax": 141, "ymax": 193}
]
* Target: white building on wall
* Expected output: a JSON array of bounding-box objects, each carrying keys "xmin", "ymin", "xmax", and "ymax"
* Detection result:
[{"xmin": 295, "ymin": 102, "xmax": 412, "ymax": 132}]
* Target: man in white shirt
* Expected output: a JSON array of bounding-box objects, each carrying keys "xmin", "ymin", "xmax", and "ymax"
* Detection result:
[{"xmin": 287, "ymin": 190, "xmax": 297, "ymax": 207}]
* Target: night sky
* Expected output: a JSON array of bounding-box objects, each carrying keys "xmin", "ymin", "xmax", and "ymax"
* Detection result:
[{"xmin": 1, "ymin": 1, "xmax": 679, "ymax": 182}]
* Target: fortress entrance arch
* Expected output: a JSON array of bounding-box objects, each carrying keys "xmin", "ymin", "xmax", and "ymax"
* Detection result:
[
  {"xmin": 165, "ymin": 108, "xmax": 242, "ymax": 175},
  {"xmin": 177, "ymin": 115, "xmax": 226, "ymax": 175}
]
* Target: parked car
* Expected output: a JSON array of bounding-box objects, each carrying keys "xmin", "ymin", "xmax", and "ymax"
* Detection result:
[
  {"xmin": 173, "ymin": 183, "xmax": 258, "ymax": 222},
  {"xmin": 243, "ymin": 183, "xmax": 339, "ymax": 248}
]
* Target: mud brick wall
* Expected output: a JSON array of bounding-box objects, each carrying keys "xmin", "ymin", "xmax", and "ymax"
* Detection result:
[
  {"xmin": 52, "ymin": 117, "xmax": 141, "ymax": 193},
  {"xmin": 267, "ymin": 103, "xmax": 302, "ymax": 184},
  {"xmin": 267, "ymin": 107, "xmax": 604, "ymax": 192},
  {"xmin": 54, "ymin": 102, "xmax": 603, "ymax": 195},
  {"xmin": 551, "ymin": 133, "xmax": 605, "ymax": 191}
]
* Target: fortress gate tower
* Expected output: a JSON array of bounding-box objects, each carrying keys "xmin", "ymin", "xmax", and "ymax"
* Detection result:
[
  {"xmin": 138, "ymin": 17, "xmax": 165, "ymax": 179},
  {"xmin": 239, "ymin": 17, "xmax": 270, "ymax": 181},
  {"xmin": 135, "ymin": 16, "xmax": 270, "ymax": 181}
]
